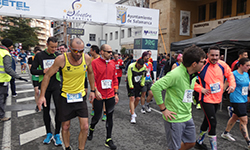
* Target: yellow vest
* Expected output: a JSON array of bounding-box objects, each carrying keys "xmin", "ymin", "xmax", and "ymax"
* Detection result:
[
  {"xmin": 0, "ymin": 48, "xmax": 11, "ymax": 82},
  {"xmin": 61, "ymin": 53, "xmax": 87, "ymax": 98}
]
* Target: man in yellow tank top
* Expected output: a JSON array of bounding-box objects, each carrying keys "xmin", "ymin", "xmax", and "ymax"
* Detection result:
[{"xmin": 37, "ymin": 38, "xmax": 96, "ymax": 150}]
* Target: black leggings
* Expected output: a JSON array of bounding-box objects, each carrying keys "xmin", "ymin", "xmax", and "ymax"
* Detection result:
[
  {"xmin": 117, "ymin": 77, "xmax": 121, "ymax": 86},
  {"xmin": 43, "ymin": 88, "xmax": 61, "ymax": 134},
  {"xmin": 200, "ymin": 101, "xmax": 219, "ymax": 136},
  {"xmin": 90, "ymin": 97, "xmax": 115, "ymax": 139}
]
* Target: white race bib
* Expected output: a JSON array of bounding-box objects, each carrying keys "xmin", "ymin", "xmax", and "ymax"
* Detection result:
[
  {"xmin": 43, "ymin": 59, "xmax": 55, "ymax": 69},
  {"xmin": 66, "ymin": 92, "xmax": 82, "ymax": 103},
  {"xmin": 101, "ymin": 79, "xmax": 112, "ymax": 89},
  {"xmin": 134, "ymin": 75, "xmax": 142, "ymax": 82},
  {"xmin": 182, "ymin": 89, "xmax": 194, "ymax": 103},
  {"xmin": 210, "ymin": 82, "xmax": 221, "ymax": 94},
  {"xmin": 115, "ymin": 64, "xmax": 119, "ymax": 70},
  {"xmin": 242, "ymin": 87, "xmax": 248, "ymax": 95}
]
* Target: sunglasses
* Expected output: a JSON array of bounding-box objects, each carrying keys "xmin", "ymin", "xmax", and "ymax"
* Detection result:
[
  {"xmin": 103, "ymin": 50, "xmax": 112, "ymax": 54},
  {"xmin": 71, "ymin": 48, "xmax": 84, "ymax": 54}
]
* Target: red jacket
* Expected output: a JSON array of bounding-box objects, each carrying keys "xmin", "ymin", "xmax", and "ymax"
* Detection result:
[
  {"xmin": 111, "ymin": 59, "xmax": 123, "ymax": 77},
  {"xmin": 92, "ymin": 57, "xmax": 118, "ymax": 99}
]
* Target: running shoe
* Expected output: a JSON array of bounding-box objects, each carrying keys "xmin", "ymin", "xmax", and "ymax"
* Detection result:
[
  {"xmin": 193, "ymin": 97, "xmax": 197, "ymax": 105},
  {"xmin": 221, "ymin": 133, "xmax": 235, "ymax": 141},
  {"xmin": 87, "ymin": 128, "xmax": 94, "ymax": 141},
  {"xmin": 227, "ymin": 106, "xmax": 233, "ymax": 118},
  {"xmin": 53, "ymin": 134, "xmax": 62, "ymax": 146},
  {"xmin": 105, "ymin": 138, "xmax": 117, "ymax": 150},
  {"xmin": 43, "ymin": 133, "xmax": 53, "ymax": 144},
  {"xmin": 21, "ymin": 70, "xmax": 23, "ymax": 74},
  {"xmin": 129, "ymin": 110, "xmax": 137, "ymax": 117},
  {"xmin": 0, "ymin": 117, "xmax": 11, "ymax": 122},
  {"xmin": 65, "ymin": 146, "xmax": 73, "ymax": 150},
  {"xmin": 145, "ymin": 105, "xmax": 151, "ymax": 113},
  {"xmin": 194, "ymin": 141, "xmax": 208, "ymax": 150},
  {"xmin": 12, "ymin": 94, "xmax": 18, "ymax": 98},
  {"xmin": 23, "ymin": 70, "xmax": 26, "ymax": 73},
  {"xmin": 141, "ymin": 108, "xmax": 146, "ymax": 114},
  {"xmin": 35, "ymin": 106, "xmax": 39, "ymax": 112},
  {"xmin": 131, "ymin": 115, "xmax": 136, "ymax": 124},
  {"xmin": 91, "ymin": 110, "xmax": 94, "ymax": 116},
  {"xmin": 102, "ymin": 114, "xmax": 107, "ymax": 121},
  {"xmin": 196, "ymin": 103, "xmax": 201, "ymax": 110}
]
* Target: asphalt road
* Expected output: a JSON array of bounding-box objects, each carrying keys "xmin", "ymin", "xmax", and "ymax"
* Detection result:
[{"xmin": 0, "ymin": 63, "xmax": 250, "ymax": 150}]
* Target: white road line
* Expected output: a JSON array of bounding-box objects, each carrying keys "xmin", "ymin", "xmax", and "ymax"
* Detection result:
[
  {"xmin": 151, "ymin": 107, "xmax": 162, "ymax": 114},
  {"xmin": 19, "ymin": 126, "xmax": 46, "ymax": 145},
  {"xmin": 16, "ymin": 96, "xmax": 35, "ymax": 103},
  {"xmin": 17, "ymin": 110, "xmax": 37, "ymax": 117},
  {"xmin": 17, "ymin": 89, "xmax": 34, "ymax": 93},
  {"xmin": 1, "ymin": 86, "xmax": 12, "ymax": 150},
  {"xmin": 15, "ymin": 80, "xmax": 27, "ymax": 83}
]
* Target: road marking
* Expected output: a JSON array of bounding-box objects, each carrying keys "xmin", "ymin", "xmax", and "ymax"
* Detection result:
[
  {"xmin": 19, "ymin": 126, "xmax": 46, "ymax": 145},
  {"xmin": 151, "ymin": 107, "xmax": 162, "ymax": 114},
  {"xmin": 17, "ymin": 110, "xmax": 37, "ymax": 117},
  {"xmin": 17, "ymin": 89, "xmax": 34, "ymax": 93},
  {"xmin": 1, "ymin": 86, "xmax": 12, "ymax": 150},
  {"xmin": 16, "ymin": 96, "xmax": 35, "ymax": 103},
  {"xmin": 15, "ymin": 80, "xmax": 27, "ymax": 83}
]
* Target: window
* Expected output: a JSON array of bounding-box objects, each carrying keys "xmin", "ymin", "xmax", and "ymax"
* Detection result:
[
  {"xmin": 105, "ymin": 34, "xmax": 108, "ymax": 41},
  {"xmin": 115, "ymin": 31, "xmax": 118, "ymax": 39},
  {"xmin": 128, "ymin": 28, "xmax": 132, "ymax": 37},
  {"xmin": 198, "ymin": 5, "xmax": 206, "ymax": 22},
  {"xmin": 121, "ymin": 30, "xmax": 124, "ymax": 38},
  {"xmin": 110, "ymin": 32, "xmax": 113, "ymax": 40},
  {"xmin": 209, "ymin": 2, "xmax": 217, "ymax": 19},
  {"xmin": 223, "ymin": 0, "xmax": 232, "ymax": 16},
  {"xmin": 237, "ymin": 0, "xmax": 247, "ymax": 14},
  {"xmin": 89, "ymin": 34, "xmax": 96, "ymax": 41}
]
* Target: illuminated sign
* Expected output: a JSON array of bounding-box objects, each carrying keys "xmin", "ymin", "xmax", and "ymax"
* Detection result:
[
  {"xmin": 134, "ymin": 38, "xmax": 158, "ymax": 50},
  {"xmin": 67, "ymin": 28, "xmax": 84, "ymax": 35}
]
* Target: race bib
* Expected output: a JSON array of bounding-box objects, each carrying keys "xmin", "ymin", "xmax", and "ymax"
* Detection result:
[
  {"xmin": 242, "ymin": 87, "xmax": 248, "ymax": 95},
  {"xmin": 101, "ymin": 79, "xmax": 112, "ymax": 89},
  {"xmin": 66, "ymin": 92, "xmax": 82, "ymax": 103},
  {"xmin": 134, "ymin": 75, "xmax": 142, "ymax": 82},
  {"xmin": 210, "ymin": 82, "xmax": 221, "ymax": 94},
  {"xmin": 182, "ymin": 89, "xmax": 194, "ymax": 103},
  {"xmin": 115, "ymin": 64, "xmax": 119, "ymax": 70},
  {"xmin": 43, "ymin": 59, "xmax": 55, "ymax": 69}
]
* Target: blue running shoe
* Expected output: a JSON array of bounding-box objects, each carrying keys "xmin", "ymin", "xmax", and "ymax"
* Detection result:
[
  {"xmin": 53, "ymin": 134, "xmax": 62, "ymax": 146},
  {"xmin": 43, "ymin": 133, "xmax": 53, "ymax": 144}
]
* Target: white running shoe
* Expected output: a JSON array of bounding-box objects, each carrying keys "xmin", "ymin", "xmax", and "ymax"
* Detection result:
[
  {"xmin": 131, "ymin": 116, "xmax": 136, "ymax": 124},
  {"xmin": 145, "ymin": 105, "xmax": 151, "ymax": 113},
  {"xmin": 221, "ymin": 133, "xmax": 236, "ymax": 141},
  {"xmin": 141, "ymin": 108, "xmax": 146, "ymax": 114}
]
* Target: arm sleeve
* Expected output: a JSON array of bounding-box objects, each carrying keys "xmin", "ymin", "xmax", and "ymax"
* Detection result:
[
  {"xmin": 113, "ymin": 64, "xmax": 119, "ymax": 89},
  {"xmin": 224, "ymin": 63, "xmax": 236, "ymax": 88},
  {"xmin": 3, "ymin": 55, "xmax": 20, "ymax": 79},
  {"xmin": 127, "ymin": 65, "xmax": 134, "ymax": 89},
  {"xmin": 30, "ymin": 54, "xmax": 44, "ymax": 75}
]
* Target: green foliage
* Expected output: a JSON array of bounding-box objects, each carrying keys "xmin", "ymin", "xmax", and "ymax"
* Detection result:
[
  {"xmin": 0, "ymin": 17, "xmax": 40, "ymax": 50},
  {"xmin": 120, "ymin": 47, "xmax": 126, "ymax": 55}
]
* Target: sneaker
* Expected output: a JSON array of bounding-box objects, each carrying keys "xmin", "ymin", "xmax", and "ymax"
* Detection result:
[
  {"xmin": 141, "ymin": 108, "xmax": 146, "ymax": 114},
  {"xmin": 23, "ymin": 70, "xmax": 26, "ymax": 73},
  {"xmin": 91, "ymin": 110, "xmax": 94, "ymax": 116},
  {"xmin": 227, "ymin": 106, "xmax": 233, "ymax": 118},
  {"xmin": 105, "ymin": 138, "xmax": 117, "ymax": 150},
  {"xmin": 145, "ymin": 105, "xmax": 151, "ymax": 113},
  {"xmin": 129, "ymin": 110, "xmax": 137, "ymax": 117},
  {"xmin": 12, "ymin": 94, "xmax": 18, "ymax": 98},
  {"xmin": 221, "ymin": 133, "xmax": 235, "ymax": 141},
  {"xmin": 21, "ymin": 71, "xmax": 23, "ymax": 74},
  {"xmin": 53, "ymin": 134, "xmax": 62, "ymax": 146},
  {"xmin": 35, "ymin": 106, "xmax": 39, "ymax": 112},
  {"xmin": 196, "ymin": 103, "xmax": 201, "ymax": 110},
  {"xmin": 87, "ymin": 128, "xmax": 94, "ymax": 141},
  {"xmin": 43, "ymin": 133, "xmax": 53, "ymax": 144},
  {"xmin": 0, "ymin": 117, "xmax": 11, "ymax": 122},
  {"xmin": 193, "ymin": 98, "xmax": 197, "ymax": 105},
  {"xmin": 194, "ymin": 141, "xmax": 208, "ymax": 150},
  {"xmin": 65, "ymin": 146, "xmax": 73, "ymax": 150},
  {"xmin": 131, "ymin": 115, "xmax": 136, "ymax": 124},
  {"xmin": 102, "ymin": 114, "xmax": 107, "ymax": 121}
]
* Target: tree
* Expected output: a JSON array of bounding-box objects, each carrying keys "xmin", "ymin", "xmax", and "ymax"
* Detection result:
[
  {"xmin": 120, "ymin": 47, "xmax": 126, "ymax": 55},
  {"xmin": 0, "ymin": 17, "xmax": 40, "ymax": 50}
]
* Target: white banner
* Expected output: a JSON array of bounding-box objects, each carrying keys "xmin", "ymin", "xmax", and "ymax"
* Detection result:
[
  {"xmin": 180, "ymin": 10, "xmax": 190, "ymax": 36},
  {"xmin": 0, "ymin": 0, "xmax": 159, "ymax": 28}
]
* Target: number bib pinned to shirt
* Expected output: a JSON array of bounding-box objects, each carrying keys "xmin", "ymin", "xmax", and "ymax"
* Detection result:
[
  {"xmin": 43, "ymin": 59, "xmax": 55, "ymax": 69},
  {"xmin": 115, "ymin": 64, "xmax": 119, "ymax": 70},
  {"xmin": 182, "ymin": 89, "xmax": 194, "ymax": 103},
  {"xmin": 66, "ymin": 92, "xmax": 82, "ymax": 103},
  {"xmin": 210, "ymin": 82, "xmax": 221, "ymax": 94},
  {"xmin": 242, "ymin": 87, "xmax": 248, "ymax": 95},
  {"xmin": 134, "ymin": 75, "xmax": 142, "ymax": 82},
  {"xmin": 101, "ymin": 79, "xmax": 112, "ymax": 89}
]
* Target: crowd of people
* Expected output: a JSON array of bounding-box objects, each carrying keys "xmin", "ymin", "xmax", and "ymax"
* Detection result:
[{"xmin": 0, "ymin": 36, "xmax": 250, "ymax": 150}]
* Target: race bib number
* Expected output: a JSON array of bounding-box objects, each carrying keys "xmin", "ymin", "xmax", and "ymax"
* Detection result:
[
  {"xmin": 242, "ymin": 87, "xmax": 248, "ymax": 95},
  {"xmin": 101, "ymin": 79, "xmax": 112, "ymax": 89},
  {"xmin": 134, "ymin": 75, "xmax": 142, "ymax": 82},
  {"xmin": 66, "ymin": 92, "xmax": 82, "ymax": 103},
  {"xmin": 210, "ymin": 82, "xmax": 221, "ymax": 94},
  {"xmin": 115, "ymin": 64, "xmax": 119, "ymax": 70},
  {"xmin": 43, "ymin": 59, "xmax": 55, "ymax": 69},
  {"xmin": 182, "ymin": 89, "xmax": 194, "ymax": 103}
]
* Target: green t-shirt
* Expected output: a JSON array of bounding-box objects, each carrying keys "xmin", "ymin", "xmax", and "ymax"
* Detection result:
[{"xmin": 151, "ymin": 64, "xmax": 197, "ymax": 123}]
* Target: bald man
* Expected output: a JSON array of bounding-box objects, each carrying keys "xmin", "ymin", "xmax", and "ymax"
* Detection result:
[{"xmin": 38, "ymin": 38, "xmax": 96, "ymax": 150}]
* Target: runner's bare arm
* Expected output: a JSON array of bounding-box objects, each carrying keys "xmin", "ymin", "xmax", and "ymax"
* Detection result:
[{"xmin": 85, "ymin": 54, "xmax": 96, "ymax": 102}]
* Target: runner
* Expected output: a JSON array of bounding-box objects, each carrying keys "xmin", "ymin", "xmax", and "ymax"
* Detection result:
[
  {"xmin": 18, "ymin": 49, "xmax": 27, "ymax": 73},
  {"xmin": 59, "ymin": 44, "xmax": 68, "ymax": 53},
  {"xmin": 221, "ymin": 58, "xmax": 250, "ymax": 149},
  {"xmin": 28, "ymin": 46, "xmax": 41, "ymax": 112},
  {"xmin": 87, "ymin": 44, "xmax": 119, "ymax": 150},
  {"xmin": 194, "ymin": 45, "xmax": 236, "ymax": 150},
  {"xmin": 171, "ymin": 53, "xmax": 183, "ymax": 70},
  {"xmin": 140, "ymin": 52, "xmax": 154, "ymax": 114},
  {"xmin": 111, "ymin": 52, "xmax": 124, "ymax": 86},
  {"xmin": 37, "ymin": 38, "xmax": 95, "ymax": 150},
  {"xmin": 127, "ymin": 58, "xmax": 146, "ymax": 123},
  {"xmin": 151, "ymin": 45, "xmax": 206, "ymax": 150},
  {"xmin": 31, "ymin": 37, "xmax": 62, "ymax": 146}
]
